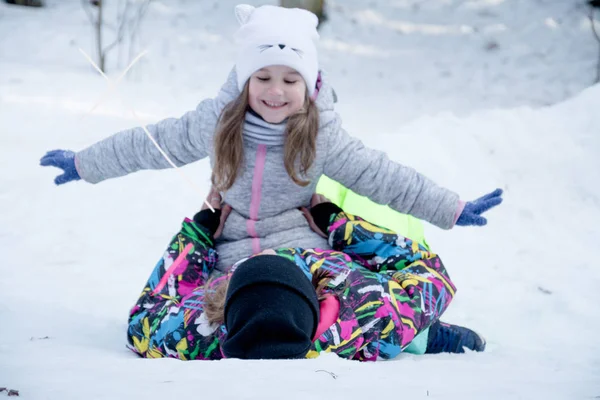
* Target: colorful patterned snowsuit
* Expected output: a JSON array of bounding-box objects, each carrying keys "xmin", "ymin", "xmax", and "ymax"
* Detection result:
[{"xmin": 127, "ymin": 210, "xmax": 456, "ymax": 361}]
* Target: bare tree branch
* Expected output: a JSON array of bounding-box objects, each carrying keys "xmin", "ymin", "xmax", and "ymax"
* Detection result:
[
  {"xmin": 589, "ymin": 7, "xmax": 600, "ymax": 83},
  {"xmin": 82, "ymin": 0, "xmax": 153, "ymax": 73},
  {"xmin": 130, "ymin": 0, "xmax": 152, "ymax": 38},
  {"xmin": 81, "ymin": 0, "xmax": 95, "ymax": 26},
  {"xmin": 102, "ymin": 1, "xmax": 131, "ymax": 56},
  {"xmin": 129, "ymin": 0, "xmax": 153, "ymax": 70},
  {"xmin": 96, "ymin": 0, "xmax": 104, "ymax": 72},
  {"xmin": 117, "ymin": 0, "xmax": 125, "ymax": 67}
]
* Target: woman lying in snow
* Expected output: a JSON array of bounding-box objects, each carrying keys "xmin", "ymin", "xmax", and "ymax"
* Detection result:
[{"xmin": 127, "ymin": 192, "xmax": 485, "ymax": 360}]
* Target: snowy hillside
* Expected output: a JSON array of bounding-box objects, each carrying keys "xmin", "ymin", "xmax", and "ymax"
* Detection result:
[{"xmin": 1, "ymin": 1, "xmax": 599, "ymax": 399}]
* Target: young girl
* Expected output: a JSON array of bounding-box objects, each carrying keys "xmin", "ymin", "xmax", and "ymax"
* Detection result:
[
  {"xmin": 127, "ymin": 193, "xmax": 484, "ymax": 360},
  {"xmin": 40, "ymin": 4, "xmax": 503, "ymax": 269}
]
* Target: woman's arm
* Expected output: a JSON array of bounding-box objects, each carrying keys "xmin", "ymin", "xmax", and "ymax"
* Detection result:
[{"xmin": 310, "ymin": 203, "xmax": 433, "ymax": 272}]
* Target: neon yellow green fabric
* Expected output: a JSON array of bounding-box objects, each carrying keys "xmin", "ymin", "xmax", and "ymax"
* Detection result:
[
  {"xmin": 316, "ymin": 175, "xmax": 429, "ymax": 354},
  {"xmin": 316, "ymin": 175, "xmax": 429, "ymax": 248}
]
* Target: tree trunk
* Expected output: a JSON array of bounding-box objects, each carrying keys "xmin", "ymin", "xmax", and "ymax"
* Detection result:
[
  {"xmin": 280, "ymin": 0, "xmax": 325, "ymax": 26},
  {"xmin": 96, "ymin": 0, "xmax": 105, "ymax": 72}
]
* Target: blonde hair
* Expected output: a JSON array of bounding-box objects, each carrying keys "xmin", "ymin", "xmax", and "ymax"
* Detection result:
[
  {"xmin": 211, "ymin": 82, "xmax": 320, "ymax": 192},
  {"xmin": 204, "ymin": 268, "xmax": 335, "ymax": 326}
]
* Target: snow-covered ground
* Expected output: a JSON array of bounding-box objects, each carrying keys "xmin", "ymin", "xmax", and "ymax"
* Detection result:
[{"xmin": 1, "ymin": 0, "xmax": 599, "ymax": 399}]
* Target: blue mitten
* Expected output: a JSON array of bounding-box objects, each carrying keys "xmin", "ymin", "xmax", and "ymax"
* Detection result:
[
  {"xmin": 456, "ymin": 189, "xmax": 503, "ymax": 226},
  {"xmin": 40, "ymin": 149, "xmax": 81, "ymax": 185}
]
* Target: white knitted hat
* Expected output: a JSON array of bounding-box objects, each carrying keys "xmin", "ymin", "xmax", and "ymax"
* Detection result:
[{"xmin": 233, "ymin": 4, "xmax": 320, "ymax": 96}]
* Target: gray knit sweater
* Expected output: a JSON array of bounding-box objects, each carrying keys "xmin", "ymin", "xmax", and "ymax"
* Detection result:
[{"xmin": 75, "ymin": 68, "xmax": 459, "ymax": 270}]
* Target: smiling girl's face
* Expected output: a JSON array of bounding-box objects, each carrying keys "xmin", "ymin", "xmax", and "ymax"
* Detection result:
[{"xmin": 248, "ymin": 65, "xmax": 307, "ymax": 123}]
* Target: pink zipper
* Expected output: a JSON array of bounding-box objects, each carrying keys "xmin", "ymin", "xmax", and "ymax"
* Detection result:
[{"xmin": 247, "ymin": 144, "xmax": 267, "ymax": 254}]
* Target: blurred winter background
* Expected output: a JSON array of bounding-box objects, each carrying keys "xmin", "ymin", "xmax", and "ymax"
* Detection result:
[{"xmin": 1, "ymin": 0, "xmax": 599, "ymax": 399}]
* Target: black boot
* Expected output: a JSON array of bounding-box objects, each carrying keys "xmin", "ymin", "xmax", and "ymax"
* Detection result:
[{"xmin": 425, "ymin": 320, "xmax": 486, "ymax": 354}]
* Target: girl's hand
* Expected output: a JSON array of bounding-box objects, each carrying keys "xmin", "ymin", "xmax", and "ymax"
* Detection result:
[
  {"xmin": 40, "ymin": 149, "xmax": 81, "ymax": 185},
  {"xmin": 456, "ymin": 189, "xmax": 503, "ymax": 226},
  {"xmin": 300, "ymin": 193, "xmax": 331, "ymax": 238},
  {"xmin": 202, "ymin": 187, "xmax": 232, "ymax": 239},
  {"xmin": 202, "ymin": 187, "xmax": 224, "ymax": 211},
  {"xmin": 309, "ymin": 193, "xmax": 330, "ymax": 208}
]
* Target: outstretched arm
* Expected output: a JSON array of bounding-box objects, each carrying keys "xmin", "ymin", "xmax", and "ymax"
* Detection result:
[
  {"xmin": 74, "ymin": 99, "xmax": 214, "ymax": 184},
  {"xmin": 322, "ymin": 121, "xmax": 503, "ymax": 229},
  {"xmin": 43, "ymin": 68, "xmax": 242, "ymax": 185},
  {"xmin": 322, "ymin": 119, "xmax": 460, "ymax": 229}
]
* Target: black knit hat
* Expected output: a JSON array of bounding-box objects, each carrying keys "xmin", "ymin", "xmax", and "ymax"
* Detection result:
[{"xmin": 222, "ymin": 255, "xmax": 320, "ymax": 359}]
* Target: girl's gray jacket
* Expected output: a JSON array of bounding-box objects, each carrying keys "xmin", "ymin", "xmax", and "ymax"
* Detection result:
[{"xmin": 75, "ymin": 68, "xmax": 460, "ymax": 270}]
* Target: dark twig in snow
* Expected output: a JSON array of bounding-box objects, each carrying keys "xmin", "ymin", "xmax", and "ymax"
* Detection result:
[
  {"xmin": 538, "ymin": 286, "xmax": 552, "ymax": 295},
  {"xmin": 315, "ymin": 370, "xmax": 338, "ymax": 379},
  {"xmin": 0, "ymin": 388, "xmax": 20, "ymax": 397},
  {"xmin": 29, "ymin": 336, "xmax": 50, "ymax": 341}
]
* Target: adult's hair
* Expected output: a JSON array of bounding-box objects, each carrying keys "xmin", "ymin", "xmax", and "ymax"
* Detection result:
[{"xmin": 204, "ymin": 268, "xmax": 333, "ymax": 325}]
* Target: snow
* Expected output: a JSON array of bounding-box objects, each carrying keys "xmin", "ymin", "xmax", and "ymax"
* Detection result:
[{"xmin": 1, "ymin": 0, "xmax": 599, "ymax": 398}]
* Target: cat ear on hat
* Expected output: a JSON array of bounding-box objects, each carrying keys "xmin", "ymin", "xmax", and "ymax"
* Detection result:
[
  {"xmin": 296, "ymin": 8, "xmax": 319, "ymax": 29},
  {"xmin": 235, "ymin": 4, "xmax": 255, "ymax": 25}
]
